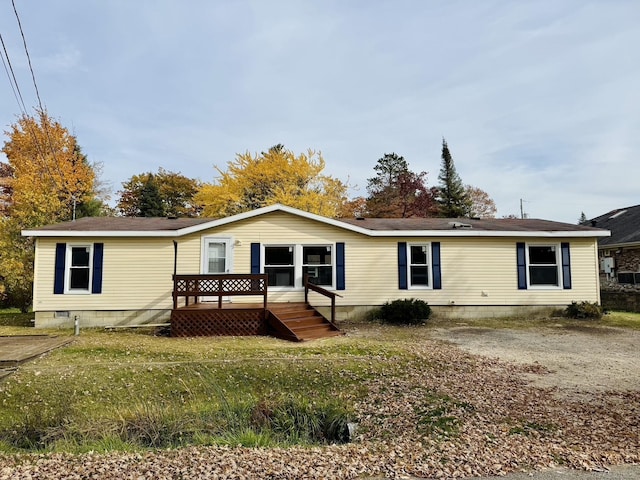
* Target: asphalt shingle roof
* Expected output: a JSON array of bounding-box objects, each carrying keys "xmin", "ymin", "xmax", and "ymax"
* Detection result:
[
  {"xmin": 31, "ymin": 214, "xmax": 603, "ymax": 234},
  {"xmin": 587, "ymin": 204, "xmax": 640, "ymax": 247},
  {"xmin": 31, "ymin": 216, "xmax": 214, "ymax": 232},
  {"xmin": 338, "ymin": 217, "xmax": 601, "ymax": 232}
]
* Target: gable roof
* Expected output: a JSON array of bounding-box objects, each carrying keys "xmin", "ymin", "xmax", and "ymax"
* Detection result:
[
  {"xmin": 22, "ymin": 204, "xmax": 610, "ymax": 239},
  {"xmin": 587, "ymin": 204, "xmax": 640, "ymax": 247}
]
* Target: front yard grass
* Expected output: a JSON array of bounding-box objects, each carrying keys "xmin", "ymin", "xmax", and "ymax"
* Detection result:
[
  {"xmin": 0, "ymin": 312, "xmax": 638, "ymax": 478},
  {"xmin": 0, "ymin": 327, "xmax": 417, "ymax": 452}
]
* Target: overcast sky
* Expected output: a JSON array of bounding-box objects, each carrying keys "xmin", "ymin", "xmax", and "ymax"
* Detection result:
[{"xmin": 1, "ymin": 1, "xmax": 638, "ymax": 222}]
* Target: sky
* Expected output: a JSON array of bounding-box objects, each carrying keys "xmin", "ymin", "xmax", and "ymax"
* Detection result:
[{"xmin": 0, "ymin": 1, "xmax": 638, "ymax": 223}]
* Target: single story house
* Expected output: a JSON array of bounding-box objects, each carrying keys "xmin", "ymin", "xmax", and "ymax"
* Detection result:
[
  {"xmin": 23, "ymin": 204, "xmax": 609, "ymax": 336},
  {"xmin": 586, "ymin": 204, "xmax": 640, "ymax": 285}
]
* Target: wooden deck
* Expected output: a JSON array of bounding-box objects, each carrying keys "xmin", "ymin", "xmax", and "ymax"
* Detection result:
[
  {"xmin": 170, "ymin": 273, "xmax": 342, "ymax": 341},
  {"xmin": 171, "ymin": 301, "xmax": 342, "ymax": 341}
]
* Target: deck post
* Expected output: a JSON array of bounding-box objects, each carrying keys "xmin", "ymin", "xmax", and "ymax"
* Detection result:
[{"xmin": 331, "ymin": 297, "xmax": 336, "ymax": 324}]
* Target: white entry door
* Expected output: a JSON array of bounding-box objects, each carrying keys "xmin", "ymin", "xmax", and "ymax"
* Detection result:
[{"xmin": 203, "ymin": 238, "xmax": 233, "ymax": 301}]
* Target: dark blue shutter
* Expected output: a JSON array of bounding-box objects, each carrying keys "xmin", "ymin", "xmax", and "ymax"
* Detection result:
[
  {"xmin": 398, "ymin": 242, "xmax": 408, "ymax": 290},
  {"xmin": 91, "ymin": 243, "xmax": 104, "ymax": 294},
  {"xmin": 431, "ymin": 242, "xmax": 441, "ymax": 289},
  {"xmin": 250, "ymin": 243, "xmax": 260, "ymax": 274},
  {"xmin": 561, "ymin": 242, "xmax": 572, "ymax": 289},
  {"xmin": 54, "ymin": 243, "xmax": 66, "ymax": 294},
  {"xmin": 516, "ymin": 242, "xmax": 527, "ymax": 290},
  {"xmin": 336, "ymin": 242, "xmax": 345, "ymax": 290}
]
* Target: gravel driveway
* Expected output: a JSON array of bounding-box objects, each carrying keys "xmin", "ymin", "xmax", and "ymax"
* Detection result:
[
  {"xmin": 429, "ymin": 323, "xmax": 640, "ymax": 480},
  {"xmin": 430, "ymin": 324, "xmax": 640, "ymax": 396}
]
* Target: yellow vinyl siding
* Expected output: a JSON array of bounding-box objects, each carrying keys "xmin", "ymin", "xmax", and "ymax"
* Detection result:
[
  {"xmin": 34, "ymin": 238, "xmax": 176, "ymax": 311},
  {"xmin": 32, "ymin": 211, "xmax": 601, "ymax": 312}
]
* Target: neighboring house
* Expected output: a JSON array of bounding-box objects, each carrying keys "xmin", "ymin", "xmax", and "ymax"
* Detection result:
[
  {"xmin": 22, "ymin": 204, "xmax": 609, "ymax": 331},
  {"xmin": 587, "ymin": 204, "xmax": 640, "ymax": 285}
]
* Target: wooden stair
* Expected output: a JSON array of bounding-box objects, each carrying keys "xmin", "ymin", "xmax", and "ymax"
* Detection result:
[{"xmin": 267, "ymin": 302, "xmax": 342, "ymax": 342}]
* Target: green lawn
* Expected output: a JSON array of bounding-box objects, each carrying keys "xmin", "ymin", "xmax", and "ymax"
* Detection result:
[
  {"xmin": 0, "ymin": 325, "xmax": 413, "ymax": 452},
  {"xmin": 0, "ymin": 309, "xmax": 34, "ymax": 328},
  {"xmin": 0, "ymin": 309, "xmax": 638, "ymax": 456}
]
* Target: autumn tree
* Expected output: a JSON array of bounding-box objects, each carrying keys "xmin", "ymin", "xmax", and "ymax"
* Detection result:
[
  {"xmin": 464, "ymin": 185, "xmax": 497, "ymax": 218},
  {"xmin": 366, "ymin": 153, "xmax": 437, "ymax": 218},
  {"xmin": 195, "ymin": 145, "xmax": 348, "ymax": 218},
  {"xmin": 0, "ymin": 161, "xmax": 12, "ymax": 218},
  {"xmin": 338, "ymin": 196, "xmax": 368, "ymax": 218},
  {"xmin": 116, "ymin": 168, "xmax": 202, "ymax": 217},
  {"xmin": 0, "ymin": 109, "xmax": 102, "ymax": 310},
  {"xmin": 436, "ymin": 139, "xmax": 470, "ymax": 217}
]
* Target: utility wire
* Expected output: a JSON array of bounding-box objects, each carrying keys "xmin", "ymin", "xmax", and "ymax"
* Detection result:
[
  {"xmin": 11, "ymin": 0, "xmax": 43, "ymax": 110},
  {"xmin": 0, "ymin": 30, "xmax": 55, "ymax": 186},
  {"xmin": 0, "ymin": 31, "xmax": 28, "ymax": 114},
  {"xmin": 10, "ymin": 0, "xmax": 73, "ymax": 205}
]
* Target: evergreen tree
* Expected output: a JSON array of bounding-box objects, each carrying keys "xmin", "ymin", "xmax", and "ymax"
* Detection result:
[
  {"xmin": 436, "ymin": 139, "xmax": 470, "ymax": 217},
  {"xmin": 578, "ymin": 211, "xmax": 588, "ymax": 224},
  {"xmin": 139, "ymin": 174, "xmax": 165, "ymax": 217}
]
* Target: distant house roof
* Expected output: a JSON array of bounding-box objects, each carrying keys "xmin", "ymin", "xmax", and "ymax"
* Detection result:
[
  {"xmin": 587, "ymin": 204, "xmax": 640, "ymax": 248},
  {"xmin": 23, "ymin": 204, "xmax": 610, "ymax": 239}
]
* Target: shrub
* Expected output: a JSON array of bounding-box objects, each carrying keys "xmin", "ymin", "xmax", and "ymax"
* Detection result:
[
  {"xmin": 564, "ymin": 301, "xmax": 603, "ymax": 320},
  {"xmin": 379, "ymin": 298, "xmax": 431, "ymax": 325}
]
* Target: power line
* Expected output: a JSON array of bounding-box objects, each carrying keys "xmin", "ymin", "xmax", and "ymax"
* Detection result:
[
  {"xmin": 0, "ymin": 31, "xmax": 28, "ymax": 115},
  {"xmin": 11, "ymin": 0, "xmax": 43, "ymax": 111},
  {"xmin": 1, "ymin": 31, "xmax": 57, "ymax": 187},
  {"xmin": 10, "ymin": 0, "xmax": 75, "ymax": 211}
]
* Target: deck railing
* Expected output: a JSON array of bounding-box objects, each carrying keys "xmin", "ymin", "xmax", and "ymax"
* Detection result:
[
  {"xmin": 303, "ymin": 274, "xmax": 342, "ymax": 325},
  {"xmin": 172, "ymin": 274, "xmax": 268, "ymax": 311}
]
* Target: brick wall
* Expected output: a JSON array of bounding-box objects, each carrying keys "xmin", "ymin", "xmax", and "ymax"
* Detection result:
[
  {"xmin": 615, "ymin": 247, "xmax": 640, "ymax": 272},
  {"xmin": 599, "ymin": 246, "xmax": 640, "ymax": 282}
]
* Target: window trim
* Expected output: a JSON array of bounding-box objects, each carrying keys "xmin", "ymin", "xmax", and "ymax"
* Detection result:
[
  {"xmin": 407, "ymin": 242, "xmax": 432, "ymax": 289},
  {"xmin": 64, "ymin": 244, "xmax": 93, "ymax": 294},
  {"xmin": 525, "ymin": 243, "xmax": 562, "ymax": 289},
  {"xmin": 261, "ymin": 243, "xmax": 335, "ymax": 290}
]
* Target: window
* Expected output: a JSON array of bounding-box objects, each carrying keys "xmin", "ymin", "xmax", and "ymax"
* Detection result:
[
  {"xmin": 409, "ymin": 244, "xmax": 429, "ymax": 287},
  {"xmin": 264, "ymin": 246, "xmax": 295, "ymax": 287},
  {"xmin": 261, "ymin": 244, "xmax": 336, "ymax": 288},
  {"xmin": 527, "ymin": 245, "xmax": 560, "ymax": 287},
  {"xmin": 302, "ymin": 246, "xmax": 333, "ymax": 286},
  {"xmin": 67, "ymin": 245, "xmax": 92, "ymax": 292},
  {"xmin": 54, "ymin": 242, "xmax": 103, "ymax": 295}
]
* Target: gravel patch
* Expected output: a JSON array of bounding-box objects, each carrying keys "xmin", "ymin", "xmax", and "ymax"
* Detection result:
[{"xmin": 429, "ymin": 325, "xmax": 640, "ymax": 396}]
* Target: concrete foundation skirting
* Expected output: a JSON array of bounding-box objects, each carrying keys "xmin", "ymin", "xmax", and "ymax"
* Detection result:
[
  {"xmin": 36, "ymin": 304, "xmax": 570, "ymax": 329},
  {"xmin": 35, "ymin": 309, "xmax": 172, "ymax": 329},
  {"xmin": 316, "ymin": 304, "xmax": 564, "ymax": 321}
]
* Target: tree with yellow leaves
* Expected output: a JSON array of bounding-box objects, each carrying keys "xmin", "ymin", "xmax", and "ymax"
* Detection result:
[
  {"xmin": 195, "ymin": 145, "xmax": 349, "ymax": 218},
  {"xmin": 0, "ymin": 109, "xmax": 103, "ymax": 310}
]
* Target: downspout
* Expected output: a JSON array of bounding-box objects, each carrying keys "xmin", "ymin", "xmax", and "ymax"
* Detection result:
[
  {"xmin": 173, "ymin": 240, "xmax": 178, "ymax": 277},
  {"xmin": 172, "ymin": 240, "xmax": 178, "ymax": 310}
]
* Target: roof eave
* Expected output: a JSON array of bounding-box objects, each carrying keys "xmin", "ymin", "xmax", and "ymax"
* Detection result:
[
  {"xmin": 22, "ymin": 230, "xmax": 180, "ymax": 237},
  {"xmin": 362, "ymin": 230, "xmax": 610, "ymax": 238},
  {"xmin": 21, "ymin": 204, "xmax": 611, "ymax": 239}
]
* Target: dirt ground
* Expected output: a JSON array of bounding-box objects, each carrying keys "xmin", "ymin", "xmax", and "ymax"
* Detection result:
[{"xmin": 430, "ymin": 324, "xmax": 640, "ymax": 397}]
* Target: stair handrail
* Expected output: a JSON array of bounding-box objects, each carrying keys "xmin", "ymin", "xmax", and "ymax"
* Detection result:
[{"xmin": 303, "ymin": 274, "xmax": 343, "ymax": 325}]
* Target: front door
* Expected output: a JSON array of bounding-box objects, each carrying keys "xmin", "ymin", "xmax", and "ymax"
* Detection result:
[{"xmin": 203, "ymin": 238, "xmax": 233, "ymax": 302}]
